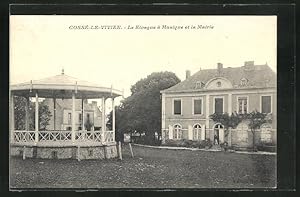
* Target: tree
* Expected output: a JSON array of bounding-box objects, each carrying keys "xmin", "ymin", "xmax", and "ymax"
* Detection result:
[
  {"xmin": 14, "ymin": 96, "xmax": 27, "ymax": 130},
  {"xmin": 209, "ymin": 112, "xmax": 244, "ymax": 143},
  {"xmin": 210, "ymin": 112, "xmax": 246, "ymax": 130},
  {"xmin": 14, "ymin": 96, "xmax": 52, "ymax": 131},
  {"xmin": 245, "ymin": 110, "xmax": 272, "ymax": 150},
  {"xmin": 107, "ymin": 71, "xmax": 181, "ymax": 144},
  {"xmin": 35, "ymin": 104, "xmax": 52, "ymax": 131}
]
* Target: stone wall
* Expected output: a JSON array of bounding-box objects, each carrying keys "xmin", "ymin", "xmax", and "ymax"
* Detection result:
[
  {"xmin": 36, "ymin": 147, "xmax": 74, "ymax": 159},
  {"xmin": 105, "ymin": 145, "xmax": 118, "ymax": 159},
  {"xmin": 10, "ymin": 143, "xmax": 118, "ymax": 160},
  {"xmin": 11, "ymin": 146, "xmax": 34, "ymax": 158},
  {"xmin": 77, "ymin": 144, "xmax": 118, "ymax": 160},
  {"xmin": 77, "ymin": 147, "xmax": 105, "ymax": 160}
]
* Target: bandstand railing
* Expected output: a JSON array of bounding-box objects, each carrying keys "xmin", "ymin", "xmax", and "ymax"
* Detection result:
[
  {"xmin": 103, "ymin": 130, "xmax": 115, "ymax": 142},
  {"xmin": 39, "ymin": 130, "xmax": 72, "ymax": 142},
  {"xmin": 13, "ymin": 130, "xmax": 36, "ymax": 143},
  {"xmin": 75, "ymin": 131, "xmax": 103, "ymax": 142},
  {"xmin": 11, "ymin": 130, "xmax": 115, "ymax": 145}
]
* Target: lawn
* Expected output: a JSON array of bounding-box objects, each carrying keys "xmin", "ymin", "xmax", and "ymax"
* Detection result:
[{"xmin": 10, "ymin": 144, "xmax": 276, "ymax": 189}]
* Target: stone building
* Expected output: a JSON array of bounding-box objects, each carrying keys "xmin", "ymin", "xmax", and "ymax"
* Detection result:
[
  {"xmin": 43, "ymin": 99, "xmax": 102, "ymax": 131},
  {"xmin": 160, "ymin": 61, "xmax": 276, "ymax": 149}
]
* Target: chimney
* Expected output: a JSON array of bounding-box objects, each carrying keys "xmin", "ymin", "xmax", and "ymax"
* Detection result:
[
  {"xmin": 217, "ymin": 63, "xmax": 223, "ymax": 74},
  {"xmin": 186, "ymin": 70, "xmax": 191, "ymax": 79},
  {"xmin": 244, "ymin": 61, "xmax": 255, "ymax": 71}
]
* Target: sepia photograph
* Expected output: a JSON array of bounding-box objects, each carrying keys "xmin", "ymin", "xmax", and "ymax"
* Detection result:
[{"xmin": 9, "ymin": 15, "xmax": 277, "ymax": 189}]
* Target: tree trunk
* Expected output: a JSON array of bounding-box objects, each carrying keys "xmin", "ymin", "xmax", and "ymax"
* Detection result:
[{"xmin": 252, "ymin": 130, "xmax": 256, "ymax": 151}]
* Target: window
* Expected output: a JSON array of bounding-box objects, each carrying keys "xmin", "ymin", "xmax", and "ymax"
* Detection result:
[
  {"xmin": 193, "ymin": 124, "xmax": 201, "ymax": 140},
  {"xmin": 68, "ymin": 113, "xmax": 71, "ymax": 124},
  {"xmin": 195, "ymin": 81, "xmax": 205, "ymax": 89},
  {"xmin": 173, "ymin": 99, "xmax": 182, "ymax": 115},
  {"xmin": 240, "ymin": 78, "xmax": 248, "ymax": 86},
  {"xmin": 174, "ymin": 124, "xmax": 182, "ymax": 139},
  {"xmin": 261, "ymin": 96, "xmax": 271, "ymax": 113},
  {"xmin": 214, "ymin": 97, "xmax": 224, "ymax": 114},
  {"xmin": 193, "ymin": 98, "xmax": 202, "ymax": 115},
  {"xmin": 238, "ymin": 96, "xmax": 248, "ymax": 114},
  {"xmin": 217, "ymin": 81, "xmax": 221, "ymax": 87}
]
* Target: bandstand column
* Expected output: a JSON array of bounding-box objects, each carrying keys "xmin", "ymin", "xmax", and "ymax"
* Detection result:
[
  {"xmin": 25, "ymin": 96, "xmax": 29, "ymax": 131},
  {"xmin": 81, "ymin": 97, "xmax": 85, "ymax": 131},
  {"xmin": 102, "ymin": 97, "xmax": 106, "ymax": 132},
  {"xmin": 53, "ymin": 97, "xmax": 56, "ymax": 130},
  {"xmin": 112, "ymin": 98, "xmax": 115, "ymax": 141},
  {"xmin": 35, "ymin": 92, "xmax": 39, "ymax": 144},
  {"xmin": 101, "ymin": 97, "xmax": 106, "ymax": 144},
  {"xmin": 72, "ymin": 92, "xmax": 76, "ymax": 142}
]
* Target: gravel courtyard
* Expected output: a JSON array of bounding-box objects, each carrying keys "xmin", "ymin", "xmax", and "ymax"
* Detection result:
[{"xmin": 10, "ymin": 144, "xmax": 276, "ymax": 189}]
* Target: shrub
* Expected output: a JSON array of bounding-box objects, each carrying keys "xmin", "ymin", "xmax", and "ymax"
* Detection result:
[
  {"xmin": 256, "ymin": 141, "xmax": 276, "ymax": 152},
  {"xmin": 133, "ymin": 135, "xmax": 162, "ymax": 146},
  {"xmin": 220, "ymin": 142, "xmax": 229, "ymax": 151},
  {"xmin": 199, "ymin": 139, "xmax": 213, "ymax": 149},
  {"xmin": 163, "ymin": 139, "xmax": 179, "ymax": 147},
  {"xmin": 163, "ymin": 139, "xmax": 189, "ymax": 147},
  {"xmin": 164, "ymin": 139, "xmax": 213, "ymax": 149},
  {"xmin": 190, "ymin": 141, "xmax": 202, "ymax": 148}
]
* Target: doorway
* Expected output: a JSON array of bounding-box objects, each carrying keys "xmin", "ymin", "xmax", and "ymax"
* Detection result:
[{"xmin": 213, "ymin": 123, "xmax": 224, "ymax": 144}]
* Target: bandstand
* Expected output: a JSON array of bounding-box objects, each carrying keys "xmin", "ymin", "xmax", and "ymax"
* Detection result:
[{"xmin": 10, "ymin": 70, "xmax": 123, "ymax": 160}]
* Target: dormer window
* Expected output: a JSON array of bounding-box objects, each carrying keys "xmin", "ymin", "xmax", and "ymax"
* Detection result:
[
  {"xmin": 217, "ymin": 81, "xmax": 221, "ymax": 87},
  {"xmin": 240, "ymin": 78, "xmax": 248, "ymax": 86},
  {"xmin": 195, "ymin": 81, "xmax": 205, "ymax": 89}
]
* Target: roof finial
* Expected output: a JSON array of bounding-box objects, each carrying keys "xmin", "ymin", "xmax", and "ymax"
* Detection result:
[{"xmin": 61, "ymin": 68, "xmax": 64, "ymax": 75}]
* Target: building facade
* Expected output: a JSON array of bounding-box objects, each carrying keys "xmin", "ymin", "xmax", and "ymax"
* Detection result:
[
  {"xmin": 161, "ymin": 61, "xmax": 276, "ymax": 149},
  {"xmin": 43, "ymin": 99, "xmax": 102, "ymax": 131}
]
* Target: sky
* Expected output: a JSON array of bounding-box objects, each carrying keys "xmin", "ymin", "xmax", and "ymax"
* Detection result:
[{"xmin": 10, "ymin": 15, "xmax": 277, "ymax": 108}]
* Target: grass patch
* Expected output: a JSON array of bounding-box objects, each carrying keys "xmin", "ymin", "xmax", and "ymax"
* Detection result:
[{"xmin": 10, "ymin": 144, "xmax": 276, "ymax": 189}]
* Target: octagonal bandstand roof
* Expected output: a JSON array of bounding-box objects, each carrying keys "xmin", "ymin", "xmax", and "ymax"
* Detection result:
[{"xmin": 11, "ymin": 70, "xmax": 123, "ymax": 99}]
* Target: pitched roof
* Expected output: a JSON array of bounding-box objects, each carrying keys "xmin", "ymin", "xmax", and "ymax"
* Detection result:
[{"xmin": 162, "ymin": 63, "xmax": 276, "ymax": 93}]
